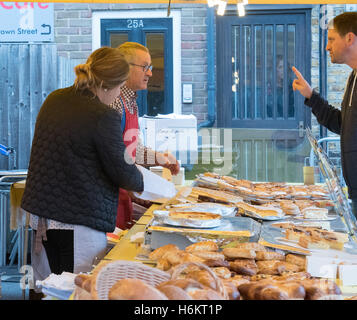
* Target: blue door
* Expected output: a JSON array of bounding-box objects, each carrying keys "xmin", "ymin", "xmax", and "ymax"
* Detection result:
[
  {"xmin": 101, "ymin": 18, "xmax": 173, "ymax": 116},
  {"xmin": 216, "ymin": 9, "xmax": 311, "ymax": 130}
]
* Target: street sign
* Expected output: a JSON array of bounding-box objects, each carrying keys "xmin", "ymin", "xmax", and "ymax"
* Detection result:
[{"xmin": 0, "ymin": 2, "xmax": 54, "ymax": 42}]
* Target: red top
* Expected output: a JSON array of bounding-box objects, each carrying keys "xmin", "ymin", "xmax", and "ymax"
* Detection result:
[{"xmin": 116, "ymin": 94, "xmax": 139, "ymax": 230}]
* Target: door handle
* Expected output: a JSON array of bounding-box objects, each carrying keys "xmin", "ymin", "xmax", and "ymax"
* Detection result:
[{"xmin": 299, "ymin": 121, "xmax": 304, "ymax": 138}]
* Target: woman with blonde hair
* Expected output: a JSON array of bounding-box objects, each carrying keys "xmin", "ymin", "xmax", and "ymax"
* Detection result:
[{"xmin": 21, "ymin": 47, "xmax": 144, "ymax": 285}]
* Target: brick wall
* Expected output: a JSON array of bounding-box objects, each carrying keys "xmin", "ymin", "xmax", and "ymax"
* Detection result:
[
  {"xmin": 54, "ymin": 2, "xmax": 209, "ymax": 123},
  {"xmin": 53, "ymin": 3, "xmax": 351, "ymax": 128}
]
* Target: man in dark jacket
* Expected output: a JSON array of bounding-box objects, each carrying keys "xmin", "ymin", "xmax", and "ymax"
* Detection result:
[{"xmin": 292, "ymin": 11, "xmax": 357, "ymax": 217}]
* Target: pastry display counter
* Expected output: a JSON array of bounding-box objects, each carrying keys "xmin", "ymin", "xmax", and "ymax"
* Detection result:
[{"xmin": 82, "ymin": 174, "xmax": 357, "ymax": 300}]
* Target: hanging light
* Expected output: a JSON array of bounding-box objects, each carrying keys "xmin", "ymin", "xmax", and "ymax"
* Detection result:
[
  {"xmin": 207, "ymin": 0, "xmax": 219, "ymax": 7},
  {"xmin": 217, "ymin": 0, "xmax": 227, "ymax": 16},
  {"xmin": 237, "ymin": 3, "xmax": 245, "ymax": 16},
  {"xmin": 207, "ymin": 0, "xmax": 249, "ymax": 17}
]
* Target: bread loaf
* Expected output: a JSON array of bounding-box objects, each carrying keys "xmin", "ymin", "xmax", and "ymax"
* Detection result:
[
  {"xmin": 157, "ymin": 284, "xmax": 193, "ymax": 300},
  {"xmin": 238, "ymin": 279, "xmax": 305, "ymax": 300},
  {"xmin": 108, "ymin": 279, "xmax": 168, "ymax": 300},
  {"xmin": 157, "ymin": 278, "xmax": 223, "ymax": 300}
]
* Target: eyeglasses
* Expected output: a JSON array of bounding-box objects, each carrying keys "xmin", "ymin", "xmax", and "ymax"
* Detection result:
[{"xmin": 129, "ymin": 63, "xmax": 153, "ymax": 73}]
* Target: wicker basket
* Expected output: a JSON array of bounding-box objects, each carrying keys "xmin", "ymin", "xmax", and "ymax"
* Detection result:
[
  {"xmin": 95, "ymin": 260, "xmax": 171, "ymax": 300},
  {"xmin": 170, "ymin": 262, "xmax": 229, "ymax": 300}
]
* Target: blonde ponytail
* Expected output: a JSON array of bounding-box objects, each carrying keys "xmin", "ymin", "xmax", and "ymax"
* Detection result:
[{"xmin": 74, "ymin": 47, "xmax": 129, "ymax": 93}]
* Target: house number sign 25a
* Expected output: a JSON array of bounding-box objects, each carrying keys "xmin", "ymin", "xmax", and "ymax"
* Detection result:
[{"xmin": 127, "ymin": 19, "xmax": 144, "ymax": 29}]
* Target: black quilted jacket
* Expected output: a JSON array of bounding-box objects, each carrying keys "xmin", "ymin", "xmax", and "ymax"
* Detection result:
[{"xmin": 21, "ymin": 86, "xmax": 144, "ymax": 233}]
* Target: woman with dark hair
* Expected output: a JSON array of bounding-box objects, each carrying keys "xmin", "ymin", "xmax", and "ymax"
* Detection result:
[{"xmin": 21, "ymin": 47, "xmax": 144, "ymax": 278}]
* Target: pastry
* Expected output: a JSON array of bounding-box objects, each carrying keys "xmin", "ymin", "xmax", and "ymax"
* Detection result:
[
  {"xmin": 149, "ymin": 244, "xmax": 179, "ymax": 261},
  {"xmin": 222, "ymin": 248, "xmax": 256, "ymax": 260},
  {"xmin": 185, "ymin": 241, "xmax": 218, "ymax": 253},
  {"xmin": 191, "ymin": 250, "xmax": 225, "ymax": 261},
  {"xmin": 229, "ymin": 259, "xmax": 258, "ymax": 276},
  {"xmin": 257, "ymin": 260, "xmax": 300, "ymax": 275},
  {"xmin": 285, "ymin": 254, "xmax": 306, "ymax": 271},
  {"xmin": 255, "ymin": 251, "xmax": 285, "ymax": 261}
]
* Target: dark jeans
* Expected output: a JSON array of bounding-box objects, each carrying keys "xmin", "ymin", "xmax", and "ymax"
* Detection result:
[
  {"xmin": 40, "ymin": 230, "xmax": 74, "ymax": 274},
  {"xmin": 351, "ymin": 199, "xmax": 357, "ymax": 220}
]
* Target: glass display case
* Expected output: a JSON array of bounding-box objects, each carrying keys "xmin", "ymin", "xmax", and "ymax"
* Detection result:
[{"xmin": 306, "ymin": 127, "xmax": 357, "ymax": 235}]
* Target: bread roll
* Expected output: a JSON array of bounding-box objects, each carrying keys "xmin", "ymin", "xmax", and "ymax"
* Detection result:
[
  {"xmin": 149, "ymin": 244, "xmax": 179, "ymax": 261},
  {"xmin": 108, "ymin": 279, "xmax": 168, "ymax": 300},
  {"xmin": 74, "ymin": 274, "xmax": 92, "ymax": 292},
  {"xmin": 255, "ymin": 251, "xmax": 285, "ymax": 261},
  {"xmin": 223, "ymin": 248, "xmax": 256, "ymax": 260},
  {"xmin": 157, "ymin": 284, "xmax": 193, "ymax": 300},
  {"xmin": 185, "ymin": 241, "xmax": 218, "ymax": 253}
]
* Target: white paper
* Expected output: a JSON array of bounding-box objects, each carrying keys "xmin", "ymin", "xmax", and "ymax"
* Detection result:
[
  {"xmin": 339, "ymin": 265, "xmax": 357, "ymax": 286},
  {"xmin": 306, "ymin": 255, "xmax": 339, "ymax": 278},
  {"xmin": 134, "ymin": 165, "xmax": 177, "ymax": 201},
  {"xmin": 36, "ymin": 272, "xmax": 77, "ymax": 291}
]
